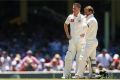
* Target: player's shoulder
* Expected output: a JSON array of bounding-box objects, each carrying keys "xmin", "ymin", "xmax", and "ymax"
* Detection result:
[
  {"xmin": 81, "ymin": 14, "xmax": 87, "ymax": 21},
  {"xmin": 91, "ymin": 15, "xmax": 97, "ymax": 21},
  {"xmin": 80, "ymin": 14, "xmax": 85, "ymax": 18},
  {"xmin": 92, "ymin": 18, "xmax": 98, "ymax": 24},
  {"xmin": 68, "ymin": 14, "xmax": 74, "ymax": 18},
  {"xmin": 91, "ymin": 17, "xmax": 97, "ymax": 20},
  {"xmin": 89, "ymin": 16, "xmax": 98, "ymax": 23},
  {"xmin": 80, "ymin": 14, "xmax": 84, "ymax": 17}
]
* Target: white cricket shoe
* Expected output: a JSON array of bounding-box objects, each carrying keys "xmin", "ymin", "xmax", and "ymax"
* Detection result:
[{"xmin": 72, "ymin": 75, "xmax": 85, "ymax": 79}]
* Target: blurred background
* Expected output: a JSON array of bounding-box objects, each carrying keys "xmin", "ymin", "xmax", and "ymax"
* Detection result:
[{"xmin": 0, "ymin": 0, "xmax": 120, "ymax": 75}]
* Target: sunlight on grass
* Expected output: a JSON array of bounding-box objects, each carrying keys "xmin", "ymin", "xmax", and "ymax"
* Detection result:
[{"xmin": 0, "ymin": 78, "xmax": 118, "ymax": 80}]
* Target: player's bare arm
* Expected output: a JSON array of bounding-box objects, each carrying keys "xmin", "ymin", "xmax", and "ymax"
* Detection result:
[
  {"xmin": 80, "ymin": 34, "xmax": 85, "ymax": 37},
  {"xmin": 64, "ymin": 23, "xmax": 71, "ymax": 40}
]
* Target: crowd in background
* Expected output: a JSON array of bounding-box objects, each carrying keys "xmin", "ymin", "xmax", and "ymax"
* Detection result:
[{"xmin": 0, "ymin": 36, "xmax": 120, "ymax": 72}]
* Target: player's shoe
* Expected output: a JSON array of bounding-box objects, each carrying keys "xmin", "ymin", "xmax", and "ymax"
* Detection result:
[
  {"xmin": 86, "ymin": 74, "xmax": 101, "ymax": 79},
  {"xmin": 61, "ymin": 76, "xmax": 66, "ymax": 79},
  {"xmin": 61, "ymin": 74, "xmax": 71, "ymax": 79},
  {"xmin": 72, "ymin": 75, "xmax": 85, "ymax": 79}
]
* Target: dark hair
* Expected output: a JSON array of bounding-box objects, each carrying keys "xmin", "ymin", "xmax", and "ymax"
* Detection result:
[{"xmin": 73, "ymin": 3, "xmax": 81, "ymax": 8}]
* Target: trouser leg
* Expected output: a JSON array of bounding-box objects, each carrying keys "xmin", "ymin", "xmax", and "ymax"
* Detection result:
[
  {"xmin": 88, "ymin": 57, "xmax": 92, "ymax": 75},
  {"xmin": 75, "ymin": 43, "xmax": 86, "ymax": 77},
  {"xmin": 87, "ymin": 42, "xmax": 98, "ymax": 76},
  {"xmin": 89, "ymin": 49, "xmax": 97, "ymax": 73},
  {"xmin": 63, "ymin": 40, "xmax": 76, "ymax": 78},
  {"xmin": 76, "ymin": 42, "xmax": 97, "ymax": 77}
]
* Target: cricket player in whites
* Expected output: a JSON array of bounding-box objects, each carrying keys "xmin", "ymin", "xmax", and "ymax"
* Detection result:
[
  {"xmin": 78, "ymin": 6, "xmax": 98, "ymax": 77},
  {"xmin": 62, "ymin": 3, "xmax": 88, "ymax": 79},
  {"xmin": 84, "ymin": 6, "xmax": 98, "ymax": 78}
]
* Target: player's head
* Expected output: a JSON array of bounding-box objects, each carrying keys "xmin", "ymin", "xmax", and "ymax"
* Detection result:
[
  {"xmin": 26, "ymin": 50, "xmax": 32, "ymax": 56},
  {"xmin": 72, "ymin": 3, "xmax": 81, "ymax": 16},
  {"xmin": 84, "ymin": 5, "xmax": 94, "ymax": 16}
]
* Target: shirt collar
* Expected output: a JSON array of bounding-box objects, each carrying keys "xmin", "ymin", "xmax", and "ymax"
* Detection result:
[
  {"xmin": 73, "ymin": 12, "xmax": 80, "ymax": 17},
  {"xmin": 77, "ymin": 12, "xmax": 80, "ymax": 17}
]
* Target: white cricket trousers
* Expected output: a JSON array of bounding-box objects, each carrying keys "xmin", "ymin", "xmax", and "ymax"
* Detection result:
[
  {"xmin": 76, "ymin": 39, "xmax": 98, "ymax": 76},
  {"xmin": 63, "ymin": 37, "xmax": 86, "ymax": 78}
]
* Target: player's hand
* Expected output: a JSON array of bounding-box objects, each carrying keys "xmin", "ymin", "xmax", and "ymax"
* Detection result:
[
  {"xmin": 80, "ymin": 34, "xmax": 85, "ymax": 37},
  {"xmin": 67, "ymin": 35, "xmax": 71, "ymax": 40}
]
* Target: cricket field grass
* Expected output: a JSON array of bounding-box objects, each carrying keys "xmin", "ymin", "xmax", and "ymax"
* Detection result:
[{"xmin": 0, "ymin": 78, "xmax": 119, "ymax": 80}]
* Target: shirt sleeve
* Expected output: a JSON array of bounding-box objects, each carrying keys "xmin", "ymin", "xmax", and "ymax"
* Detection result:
[
  {"xmin": 65, "ymin": 15, "xmax": 70, "ymax": 24},
  {"xmin": 32, "ymin": 57, "xmax": 40, "ymax": 65},
  {"xmin": 87, "ymin": 19, "xmax": 97, "ymax": 28}
]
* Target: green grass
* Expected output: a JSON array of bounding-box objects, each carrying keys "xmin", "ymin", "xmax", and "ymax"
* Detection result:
[{"xmin": 0, "ymin": 78, "xmax": 119, "ymax": 80}]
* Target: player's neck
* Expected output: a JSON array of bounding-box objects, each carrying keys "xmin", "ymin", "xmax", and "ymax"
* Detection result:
[{"xmin": 74, "ymin": 12, "xmax": 80, "ymax": 17}]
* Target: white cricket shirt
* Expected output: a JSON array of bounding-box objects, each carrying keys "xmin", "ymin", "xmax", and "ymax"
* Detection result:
[
  {"xmin": 86, "ymin": 14, "xmax": 98, "ymax": 41},
  {"xmin": 65, "ymin": 13, "xmax": 88, "ymax": 38}
]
